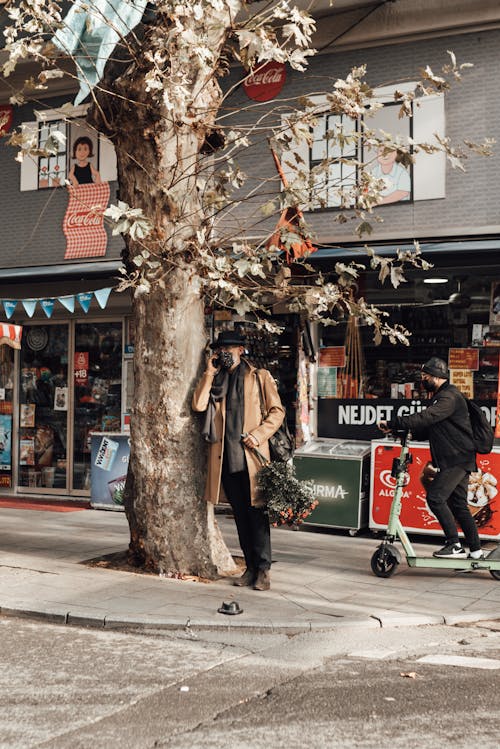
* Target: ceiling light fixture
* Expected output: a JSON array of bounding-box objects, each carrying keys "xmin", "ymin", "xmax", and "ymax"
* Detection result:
[{"xmin": 423, "ymin": 277, "xmax": 448, "ymax": 284}]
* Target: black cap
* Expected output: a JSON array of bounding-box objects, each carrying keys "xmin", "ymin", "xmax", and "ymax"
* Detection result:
[
  {"xmin": 421, "ymin": 356, "xmax": 449, "ymax": 379},
  {"xmin": 210, "ymin": 330, "xmax": 246, "ymax": 349}
]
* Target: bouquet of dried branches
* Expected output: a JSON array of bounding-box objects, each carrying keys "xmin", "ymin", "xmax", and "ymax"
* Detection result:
[{"xmin": 254, "ymin": 452, "xmax": 318, "ymax": 527}]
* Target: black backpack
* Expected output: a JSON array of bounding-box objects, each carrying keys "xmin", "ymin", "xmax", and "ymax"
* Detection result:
[{"xmin": 465, "ymin": 399, "xmax": 494, "ymax": 454}]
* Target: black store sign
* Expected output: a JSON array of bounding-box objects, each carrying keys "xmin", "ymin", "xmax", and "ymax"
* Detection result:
[{"xmin": 318, "ymin": 398, "xmax": 497, "ymax": 441}]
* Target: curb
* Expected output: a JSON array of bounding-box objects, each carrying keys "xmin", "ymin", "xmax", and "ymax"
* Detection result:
[{"xmin": 1, "ymin": 602, "xmax": 498, "ymax": 634}]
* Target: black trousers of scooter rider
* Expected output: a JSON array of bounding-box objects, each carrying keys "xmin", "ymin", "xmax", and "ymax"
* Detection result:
[{"xmin": 426, "ymin": 466, "xmax": 481, "ymax": 552}]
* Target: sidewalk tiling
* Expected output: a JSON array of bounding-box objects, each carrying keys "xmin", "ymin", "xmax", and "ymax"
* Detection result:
[{"xmin": 0, "ymin": 507, "xmax": 499, "ymax": 632}]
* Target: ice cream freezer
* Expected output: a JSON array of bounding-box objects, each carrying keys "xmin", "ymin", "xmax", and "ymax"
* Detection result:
[
  {"xmin": 293, "ymin": 438, "xmax": 371, "ymax": 530},
  {"xmin": 370, "ymin": 439, "xmax": 500, "ymax": 540}
]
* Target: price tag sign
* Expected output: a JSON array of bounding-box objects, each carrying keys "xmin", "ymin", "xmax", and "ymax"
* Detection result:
[
  {"xmin": 319, "ymin": 347, "xmax": 346, "ymax": 368},
  {"xmin": 449, "ymin": 348, "xmax": 479, "ymax": 371}
]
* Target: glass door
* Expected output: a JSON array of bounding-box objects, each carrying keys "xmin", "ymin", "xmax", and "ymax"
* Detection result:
[
  {"xmin": 73, "ymin": 322, "xmax": 122, "ymax": 491},
  {"xmin": 18, "ymin": 324, "xmax": 69, "ymax": 491}
]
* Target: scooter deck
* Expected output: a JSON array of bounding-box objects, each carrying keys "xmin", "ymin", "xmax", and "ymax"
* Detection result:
[{"xmin": 406, "ymin": 555, "xmax": 500, "ymax": 571}]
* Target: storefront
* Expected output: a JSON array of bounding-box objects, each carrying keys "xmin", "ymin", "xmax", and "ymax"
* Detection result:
[
  {"xmin": 0, "ymin": 268, "xmax": 133, "ymax": 498},
  {"xmin": 18, "ymin": 319, "xmax": 125, "ymax": 493},
  {"xmin": 314, "ymin": 244, "xmax": 500, "ymax": 444},
  {"xmin": 307, "ymin": 241, "xmax": 500, "ymax": 537}
]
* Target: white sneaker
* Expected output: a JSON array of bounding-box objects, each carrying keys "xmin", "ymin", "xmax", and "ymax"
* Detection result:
[{"xmin": 468, "ymin": 550, "xmax": 484, "ymax": 560}]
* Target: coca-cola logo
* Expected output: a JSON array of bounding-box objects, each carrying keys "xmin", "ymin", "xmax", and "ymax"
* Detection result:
[
  {"xmin": 66, "ymin": 211, "xmax": 103, "ymax": 228},
  {"xmin": 243, "ymin": 61, "xmax": 286, "ymax": 102}
]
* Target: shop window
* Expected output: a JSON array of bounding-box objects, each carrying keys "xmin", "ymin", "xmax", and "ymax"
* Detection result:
[
  {"xmin": 20, "ymin": 105, "xmax": 117, "ymax": 191},
  {"xmin": 281, "ymin": 84, "xmax": 445, "ymax": 208},
  {"xmin": 18, "ymin": 324, "xmax": 69, "ymax": 490},
  {"xmin": 73, "ymin": 322, "xmax": 123, "ymax": 491}
]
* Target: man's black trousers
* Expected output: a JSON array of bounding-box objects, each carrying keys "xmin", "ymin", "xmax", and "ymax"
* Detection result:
[
  {"xmin": 426, "ymin": 466, "xmax": 481, "ymax": 552},
  {"xmin": 222, "ymin": 464, "xmax": 271, "ymax": 572}
]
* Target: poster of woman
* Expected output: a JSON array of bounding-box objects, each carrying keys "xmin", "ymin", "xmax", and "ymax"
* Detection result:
[
  {"xmin": 371, "ymin": 147, "xmax": 411, "ymax": 204},
  {"xmin": 68, "ymin": 136, "xmax": 101, "ymax": 186},
  {"xmin": 366, "ymin": 101, "xmax": 412, "ymax": 205}
]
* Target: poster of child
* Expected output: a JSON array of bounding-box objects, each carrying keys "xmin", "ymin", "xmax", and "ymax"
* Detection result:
[
  {"xmin": 371, "ymin": 147, "xmax": 411, "ymax": 204},
  {"xmin": 68, "ymin": 136, "xmax": 101, "ymax": 187}
]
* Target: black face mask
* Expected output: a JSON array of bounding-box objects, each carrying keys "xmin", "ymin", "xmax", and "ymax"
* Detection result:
[
  {"xmin": 422, "ymin": 378, "xmax": 437, "ymax": 393},
  {"xmin": 213, "ymin": 350, "xmax": 234, "ymax": 370}
]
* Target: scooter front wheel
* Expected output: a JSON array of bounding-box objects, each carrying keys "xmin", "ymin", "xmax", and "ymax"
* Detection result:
[
  {"xmin": 371, "ymin": 546, "xmax": 399, "ymax": 578},
  {"xmin": 489, "ymin": 569, "xmax": 500, "ymax": 581}
]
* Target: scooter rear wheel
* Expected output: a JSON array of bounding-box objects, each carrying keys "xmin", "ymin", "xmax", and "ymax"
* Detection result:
[
  {"xmin": 371, "ymin": 547, "xmax": 399, "ymax": 578},
  {"xmin": 489, "ymin": 570, "xmax": 500, "ymax": 581}
]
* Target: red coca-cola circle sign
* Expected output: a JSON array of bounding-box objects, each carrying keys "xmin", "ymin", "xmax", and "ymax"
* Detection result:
[{"xmin": 243, "ymin": 62, "xmax": 286, "ymax": 102}]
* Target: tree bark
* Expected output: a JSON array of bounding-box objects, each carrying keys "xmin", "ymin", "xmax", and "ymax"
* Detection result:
[
  {"xmin": 90, "ymin": 5, "xmax": 240, "ymax": 576},
  {"xmin": 123, "ymin": 272, "xmax": 235, "ymax": 576}
]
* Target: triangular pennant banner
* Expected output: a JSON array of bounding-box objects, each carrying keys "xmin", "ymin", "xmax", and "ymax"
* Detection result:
[
  {"xmin": 58, "ymin": 295, "xmax": 75, "ymax": 313},
  {"xmin": 22, "ymin": 300, "xmax": 37, "ymax": 318},
  {"xmin": 2, "ymin": 300, "xmax": 17, "ymax": 319},
  {"xmin": 94, "ymin": 287, "xmax": 112, "ymax": 309},
  {"xmin": 77, "ymin": 292, "xmax": 93, "ymax": 313},
  {"xmin": 40, "ymin": 299, "xmax": 55, "ymax": 318}
]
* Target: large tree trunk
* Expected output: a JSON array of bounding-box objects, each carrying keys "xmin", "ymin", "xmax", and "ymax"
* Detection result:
[
  {"xmin": 90, "ymin": 5, "xmax": 241, "ymax": 576},
  {"xmin": 124, "ymin": 272, "xmax": 235, "ymax": 576}
]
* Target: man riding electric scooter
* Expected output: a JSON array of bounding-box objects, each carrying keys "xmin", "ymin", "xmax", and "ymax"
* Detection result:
[{"xmin": 378, "ymin": 356, "xmax": 483, "ymax": 560}]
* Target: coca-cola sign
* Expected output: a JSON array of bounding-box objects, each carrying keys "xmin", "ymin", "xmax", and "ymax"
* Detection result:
[
  {"xmin": 63, "ymin": 182, "xmax": 110, "ymax": 259},
  {"xmin": 243, "ymin": 62, "xmax": 286, "ymax": 102}
]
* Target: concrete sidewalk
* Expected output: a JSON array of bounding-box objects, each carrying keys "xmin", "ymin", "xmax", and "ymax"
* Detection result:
[{"xmin": 0, "ymin": 507, "xmax": 499, "ymax": 632}]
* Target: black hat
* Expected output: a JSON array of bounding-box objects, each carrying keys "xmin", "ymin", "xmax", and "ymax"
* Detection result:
[
  {"xmin": 210, "ymin": 330, "xmax": 246, "ymax": 349},
  {"xmin": 217, "ymin": 600, "xmax": 243, "ymax": 615},
  {"xmin": 422, "ymin": 356, "xmax": 449, "ymax": 379}
]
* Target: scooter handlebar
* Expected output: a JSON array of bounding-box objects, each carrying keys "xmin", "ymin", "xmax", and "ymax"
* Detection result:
[{"xmin": 389, "ymin": 428, "xmax": 411, "ymax": 445}]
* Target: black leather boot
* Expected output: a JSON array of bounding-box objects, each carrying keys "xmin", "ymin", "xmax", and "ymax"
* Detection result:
[
  {"xmin": 253, "ymin": 569, "xmax": 270, "ymax": 591},
  {"xmin": 233, "ymin": 568, "xmax": 255, "ymax": 587}
]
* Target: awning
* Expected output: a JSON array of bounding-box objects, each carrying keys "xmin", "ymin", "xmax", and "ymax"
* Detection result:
[
  {"xmin": 0, "ymin": 323, "xmax": 22, "ymax": 349},
  {"xmin": 309, "ymin": 236, "xmax": 500, "ymax": 260},
  {"xmin": 0, "ymin": 260, "xmax": 122, "ymax": 282}
]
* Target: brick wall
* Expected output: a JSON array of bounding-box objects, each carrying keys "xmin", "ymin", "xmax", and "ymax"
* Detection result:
[
  {"xmin": 0, "ymin": 98, "xmax": 123, "ymax": 270},
  {"xmin": 220, "ymin": 28, "xmax": 500, "ymax": 245},
  {"xmin": 1, "ymin": 28, "xmax": 498, "ymax": 271}
]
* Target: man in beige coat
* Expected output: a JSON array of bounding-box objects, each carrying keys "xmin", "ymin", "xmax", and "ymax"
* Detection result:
[{"xmin": 192, "ymin": 330, "xmax": 285, "ymax": 591}]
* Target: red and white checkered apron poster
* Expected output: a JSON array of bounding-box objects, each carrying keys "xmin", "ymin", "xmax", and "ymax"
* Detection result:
[{"xmin": 63, "ymin": 182, "xmax": 110, "ymax": 259}]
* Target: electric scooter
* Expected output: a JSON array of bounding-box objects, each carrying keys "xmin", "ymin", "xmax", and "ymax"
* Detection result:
[{"xmin": 370, "ymin": 430, "xmax": 500, "ymax": 580}]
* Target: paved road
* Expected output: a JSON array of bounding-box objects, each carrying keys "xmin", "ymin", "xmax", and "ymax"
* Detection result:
[{"xmin": 1, "ymin": 617, "xmax": 499, "ymax": 748}]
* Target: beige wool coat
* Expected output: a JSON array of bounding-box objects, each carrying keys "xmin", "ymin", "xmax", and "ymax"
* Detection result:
[{"xmin": 192, "ymin": 360, "xmax": 286, "ymax": 505}]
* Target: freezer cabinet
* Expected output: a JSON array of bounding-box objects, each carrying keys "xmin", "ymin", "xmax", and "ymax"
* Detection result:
[
  {"xmin": 293, "ymin": 438, "xmax": 371, "ymax": 530},
  {"xmin": 370, "ymin": 440, "xmax": 500, "ymax": 540}
]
